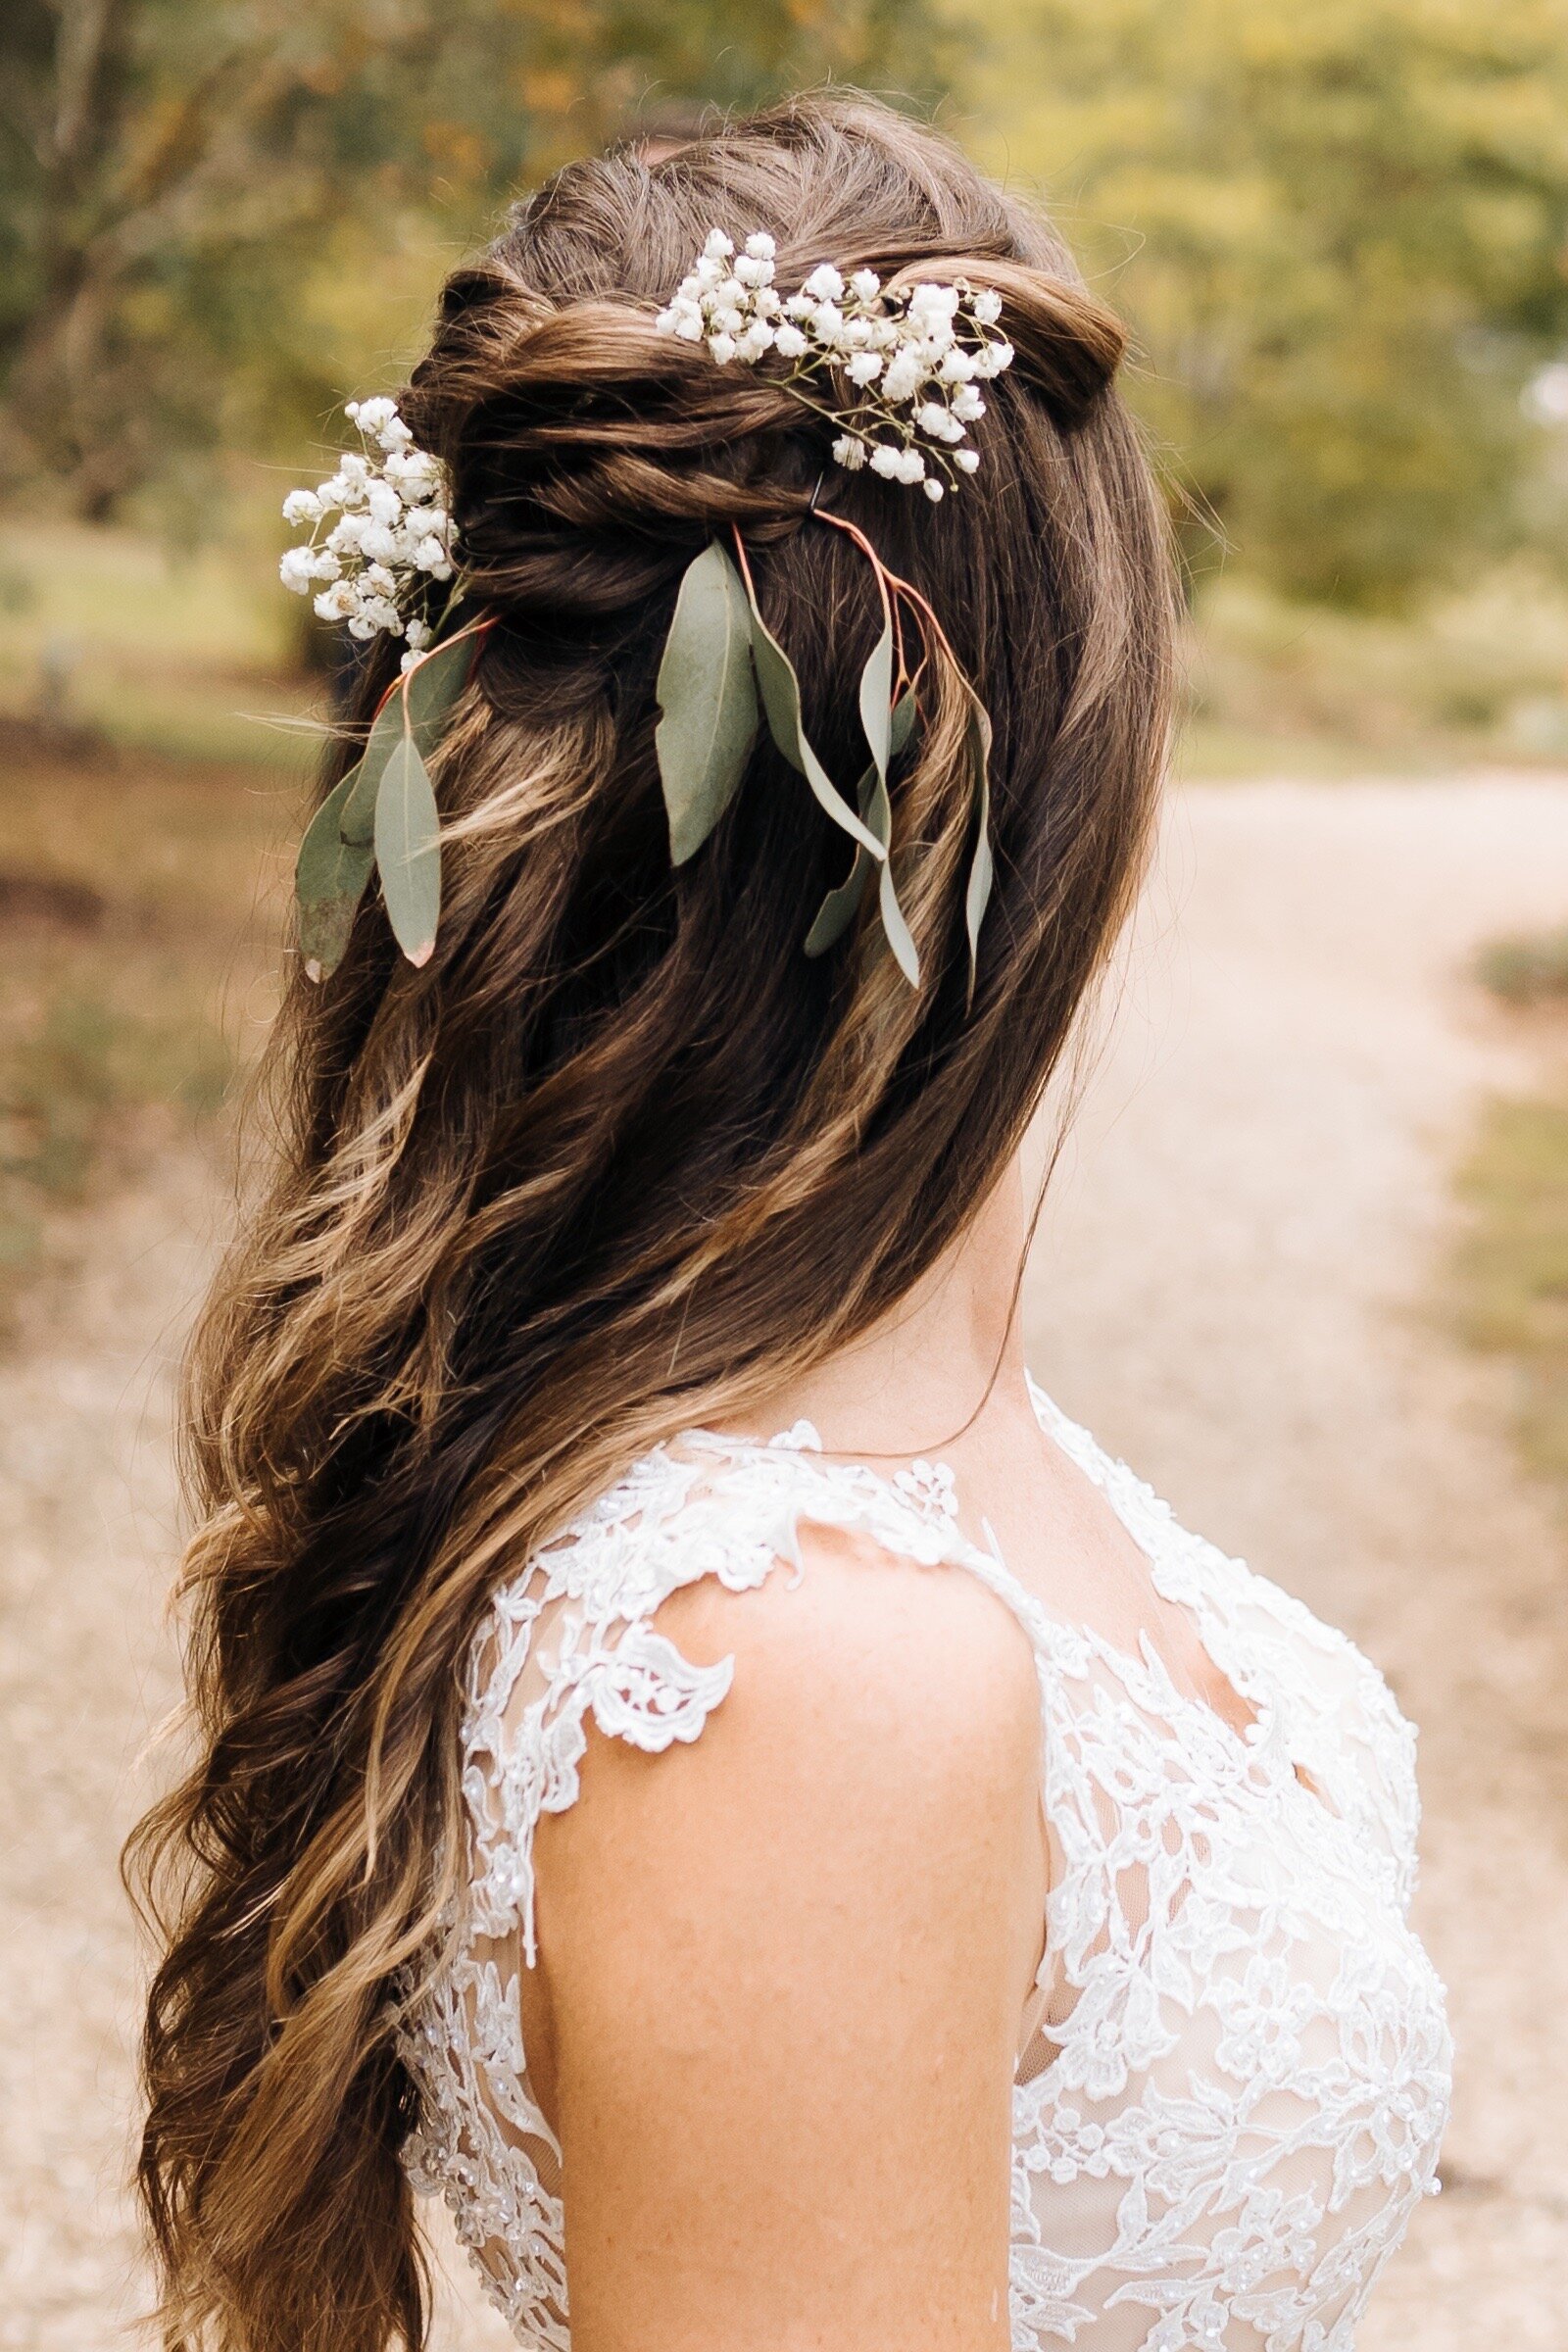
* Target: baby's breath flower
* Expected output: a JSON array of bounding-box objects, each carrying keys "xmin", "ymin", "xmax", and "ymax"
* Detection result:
[
  {"xmin": 655, "ymin": 229, "xmax": 1014, "ymax": 496},
  {"xmin": 279, "ymin": 398, "xmax": 456, "ymax": 645}
]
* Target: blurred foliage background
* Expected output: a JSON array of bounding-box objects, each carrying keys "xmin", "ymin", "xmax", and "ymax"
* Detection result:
[{"xmin": 5, "ymin": 0, "xmax": 1568, "ymax": 755}]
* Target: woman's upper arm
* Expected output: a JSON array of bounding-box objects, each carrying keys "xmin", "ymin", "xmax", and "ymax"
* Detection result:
[{"xmin": 528, "ymin": 1534, "xmax": 1048, "ymax": 2352}]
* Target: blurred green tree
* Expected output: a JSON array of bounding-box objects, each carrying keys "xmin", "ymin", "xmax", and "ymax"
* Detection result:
[
  {"xmin": 963, "ymin": 0, "xmax": 1568, "ymax": 605},
  {"xmin": 0, "ymin": 1, "xmax": 942, "ymax": 519}
]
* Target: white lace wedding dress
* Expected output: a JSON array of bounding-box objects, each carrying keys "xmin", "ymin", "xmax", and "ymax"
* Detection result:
[{"xmin": 402, "ymin": 1379, "xmax": 1452, "ymax": 2350}]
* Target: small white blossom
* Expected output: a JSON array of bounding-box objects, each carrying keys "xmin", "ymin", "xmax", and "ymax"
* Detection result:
[
  {"xmin": 774, "ymin": 322, "xmax": 808, "ymax": 360},
  {"xmin": 832, "ymin": 433, "xmax": 869, "ymax": 470},
  {"xmin": 881, "ymin": 350, "xmax": 927, "ymax": 405},
  {"xmin": 847, "ymin": 351, "xmax": 884, "ymax": 386},
  {"xmin": 347, "ymin": 396, "xmax": 397, "ymax": 433},
  {"xmin": 279, "ymin": 546, "xmax": 318, "ymax": 592},
  {"xmin": 803, "ymin": 262, "xmax": 845, "ymax": 301},
  {"xmin": 952, "ymin": 385, "xmax": 986, "ymax": 424},
  {"xmin": 365, "ymin": 478, "xmax": 402, "ymax": 528},
  {"xmin": 954, "ymin": 448, "xmax": 981, "ymax": 474},
  {"xmin": 972, "ymin": 288, "xmax": 1003, "ymax": 325},
  {"xmin": 703, "ymin": 228, "xmax": 734, "ymax": 260},
  {"xmin": 869, "ymin": 445, "xmax": 903, "ymax": 478},
  {"xmin": 923, "ymin": 477, "xmax": 945, "ymax": 501},
  {"xmin": 850, "ymin": 269, "xmax": 882, "ymax": 302},
  {"xmin": 405, "ymin": 617, "xmax": 433, "ymax": 651},
  {"xmin": 279, "ymin": 397, "xmax": 454, "ymax": 643},
  {"xmin": 708, "ymin": 331, "xmax": 737, "ymax": 364}
]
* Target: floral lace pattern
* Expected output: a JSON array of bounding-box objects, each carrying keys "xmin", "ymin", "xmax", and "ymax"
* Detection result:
[{"xmin": 400, "ymin": 1384, "xmax": 1451, "ymax": 2350}]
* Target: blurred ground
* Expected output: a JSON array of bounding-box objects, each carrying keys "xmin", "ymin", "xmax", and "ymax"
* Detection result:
[{"xmin": 1, "ymin": 772, "xmax": 1566, "ymax": 2348}]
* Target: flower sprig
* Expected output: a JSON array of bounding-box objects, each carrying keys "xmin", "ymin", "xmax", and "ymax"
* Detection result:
[
  {"xmin": 278, "ymin": 398, "xmax": 454, "ymax": 662},
  {"xmin": 655, "ymin": 231, "xmax": 1014, "ymax": 499}
]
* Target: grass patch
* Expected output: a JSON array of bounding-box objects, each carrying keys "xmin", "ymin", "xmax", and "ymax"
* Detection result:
[
  {"xmin": 0, "ymin": 514, "xmax": 327, "ymax": 770},
  {"xmin": 1453, "ymin": 1086, "xmax": 1568, "ymax": 1490},
  {"xmin": 1183, "ymin": 564, "xmax": 1568, "ymax": 781}
]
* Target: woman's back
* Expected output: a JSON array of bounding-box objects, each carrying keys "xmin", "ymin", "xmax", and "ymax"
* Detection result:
[{"xmin": 405, "ymin": 1365, "xmax": 1449, "ymax": 2350}]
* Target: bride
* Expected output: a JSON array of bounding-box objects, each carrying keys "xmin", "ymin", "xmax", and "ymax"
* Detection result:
[{"xmin": 129, "ymin": 93, "xmax": 1449, "ymax": 2352}]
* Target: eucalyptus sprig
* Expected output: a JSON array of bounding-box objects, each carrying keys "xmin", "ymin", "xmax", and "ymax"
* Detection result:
[
  {"xmin": 654, "ymin": 524, "xmax": 996, "ymax": 995},
  {"xmin": 295, "ymin": 610, "xmax": 490, "ymax": 980}
]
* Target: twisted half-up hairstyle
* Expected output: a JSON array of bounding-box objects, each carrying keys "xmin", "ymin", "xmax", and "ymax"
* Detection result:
[{"xmin": 128, "ymin": 91, "xmax": 1173, "ymax": 2352}]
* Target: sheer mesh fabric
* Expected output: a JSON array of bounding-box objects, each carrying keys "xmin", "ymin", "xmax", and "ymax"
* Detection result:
[{"xmin": 400, "ymin": 1384, "xmax": 1451, "ymax": 2350}]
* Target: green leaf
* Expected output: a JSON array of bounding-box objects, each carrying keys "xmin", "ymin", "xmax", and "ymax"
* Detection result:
[
  {"xmin": 374, "ymin": 734, "xmax": 443, "ymax": 966},
  {"xmin": 341, "ymin": 630, "xmax": 479, "ymax": 848},
  {"xmin": 740, "ymin": 566, "xmax": 885, "ymax": 862},
  {"xmin": 655, "ymin": 542, "xmax": 760, "ymax": 864},
  {"xmin": 858, "ymin": 612, "xmax": 895, "ymax": 785},
  {"xmin": 804, "ymin": 691, "xmax": 921, "ymax": 978},
  {"xmin": 804, "ymin": 766, "xmax": 878, "ymax": 956},
  {"xmin": 296, "ymin": 768, "xmax": 375, "ymax": 981},
  {"xmin": 963, "ymin": 700, "xmax": 995, "ymax": 1000},
  {"xmin": 403, "ymin": 626, "xmax": 479, "ymax": 745}
]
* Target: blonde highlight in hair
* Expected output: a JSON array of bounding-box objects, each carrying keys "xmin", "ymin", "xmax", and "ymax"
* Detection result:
[{"xmin": 126, "ymin": 91, "xmax": 1174, "ymax": 2352}]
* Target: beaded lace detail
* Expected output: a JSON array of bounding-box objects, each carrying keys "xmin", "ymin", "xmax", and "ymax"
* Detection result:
[{"xmin": 400, "ymin": 1382, "xmax": 1451, "ymax": 2350}]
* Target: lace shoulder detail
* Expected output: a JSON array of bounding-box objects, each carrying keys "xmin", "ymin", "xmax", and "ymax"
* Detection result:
[
  {"xmin": 404, "ymin": 1391, "xmax": 1451, "ymax": 2352},
  {"xmin": 1027, "ymin": 1377, "xmax": 1423, "ymax": 1914}
]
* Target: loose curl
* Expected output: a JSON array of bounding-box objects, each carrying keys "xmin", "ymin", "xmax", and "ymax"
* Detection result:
[{"xmin": 126, "ymin": 92, "xmax": 1174, "ymax": 2352}]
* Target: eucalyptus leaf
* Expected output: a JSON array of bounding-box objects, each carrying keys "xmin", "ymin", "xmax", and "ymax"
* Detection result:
[
  {"xmin": 804, "ymin": 691, "xmax": 920, "ymax": 973},
  {"xmin": 872, "ymin": 763, "xmax": 921, "ymax": 988},
  {"xmin": 740, "ymin": 569, "xmax": 884, "ymax": 862},
  {"xmin": 340, "ymin": 629, "xmax": 479, "ymax": 849},
  {"xmin": 804, "ymin": 765, "xmax": 878, "ymax": 956},
  {"xmin": 296, "ymin": 768, "xmax": 375, "ymax": 981},
  {"xmin": 403, "ymin": 626, "xmax": 480, "ymax": 745},
  {"xmin": 655, "ymin": 542, "xmax": 760, "ymax": 864},
  {"xmin": 373, "ymin": 734, "xmax": 443, "ymax": 966},
  {"xmin": 963, "ymin": 700, "xmax": 995, "ymax": 998},
  {"xmin": 858, "ymin": 612, "xmax": 895, "ymax": 785}
]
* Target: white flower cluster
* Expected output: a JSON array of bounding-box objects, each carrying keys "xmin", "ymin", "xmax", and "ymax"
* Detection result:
[
  {"xmin": 278, "ymin": 398, "xmax": 454, "ymax": 659},
  {"xmin": 655, "ymin": 231, "xmax": 1015, "ymax": 499}
]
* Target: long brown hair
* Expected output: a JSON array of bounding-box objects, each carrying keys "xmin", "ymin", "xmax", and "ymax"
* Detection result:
[{"xmin": 127, "ymin": 92, "xmax": 1173, "ymax": 2352}]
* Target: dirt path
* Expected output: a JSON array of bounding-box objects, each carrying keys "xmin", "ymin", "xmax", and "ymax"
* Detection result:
[
  {"xmin": 1028, "ymin": 777, "xmax": 1568, "ymax": 2351},
  {"xmin": 2, "ymin": 775, "xmax": 1566, "ymax": 2350}
]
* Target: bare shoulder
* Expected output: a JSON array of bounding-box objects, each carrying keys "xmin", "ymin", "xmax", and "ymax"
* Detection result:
[{"xmin": 528, "ymin": 1524, "xmax": 1046, "ymax": 2352}]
